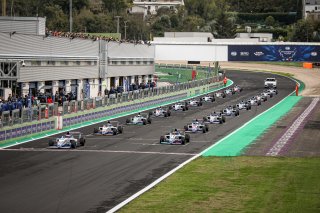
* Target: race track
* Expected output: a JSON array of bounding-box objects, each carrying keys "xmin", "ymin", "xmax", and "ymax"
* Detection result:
[{"xmin": 0, "ymin": 71, "xmax": 296, "ymax": 213}]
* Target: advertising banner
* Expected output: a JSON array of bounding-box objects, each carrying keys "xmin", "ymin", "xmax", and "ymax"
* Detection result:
[
  {"xmin": 228, "ymin": 45, "xmax": 320, "ymax": 62},
  {"xmin": 0, "ymin": 131, "xmax": 5, "ymax": 141}
]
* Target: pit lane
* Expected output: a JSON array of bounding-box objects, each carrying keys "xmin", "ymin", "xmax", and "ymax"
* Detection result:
[{"xmin": 0, "ymin": 71, "xmax": 296, "ymax": 213}]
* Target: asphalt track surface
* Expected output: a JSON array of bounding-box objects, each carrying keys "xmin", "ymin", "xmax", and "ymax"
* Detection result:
[{"xmin": 0, "ymin": 71, "xmax": 295, "ymax": 213}]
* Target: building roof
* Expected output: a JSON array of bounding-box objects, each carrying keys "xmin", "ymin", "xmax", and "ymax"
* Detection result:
[{"xmin": 305, "ymin": 0, "xmax": 320, "ymax": 5}]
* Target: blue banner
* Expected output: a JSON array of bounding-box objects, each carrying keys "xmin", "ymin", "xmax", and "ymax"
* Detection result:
[{"xmin": 228, "ymin": 45, "xmax": 320, "ymax": 62}]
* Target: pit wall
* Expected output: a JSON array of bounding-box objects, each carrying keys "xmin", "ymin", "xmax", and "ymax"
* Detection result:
[{"xmin": 0, "ymin": 80, "xmax": 227, "ymax": 148}]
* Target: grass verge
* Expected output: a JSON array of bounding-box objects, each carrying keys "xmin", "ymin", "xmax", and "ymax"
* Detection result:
[
  {"xmin": 156, "ymin": 67, "xmax": 209, "ymax": 83},
  {"xmin": 248, "ymin": 62, "xmax": 303, "ymax": 67},
  {"xmin": 120, "ymin": 157, "xmax": 320, "ymax": 213}
]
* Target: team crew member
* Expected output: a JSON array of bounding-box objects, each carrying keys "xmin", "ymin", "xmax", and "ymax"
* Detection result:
[{"xmin": 223, "ymin": 77, "xmax": 228, "ymax": 87}]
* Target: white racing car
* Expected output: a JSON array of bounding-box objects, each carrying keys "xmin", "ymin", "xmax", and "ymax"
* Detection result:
[
  {"xmin": 186, "ymin": 99, "xmax": 202, "ymax": 107},
  {"xmin": 126, "ymin": 113, "xmax": 152, "ymax": 125},
  {"xmin": 48, "ymin": 132, "xmax": 85, "ymax": 149},
  {"xmin": 201, "ymin": 94, "xmax": 215, "ymax": 102},
  {"xmin": 149, "ymin": 106, "xmax": 171, "ymax": 117},
  {"xmin": 203, "ymin": 112, "xmax": 226, "ymax": 124},
  {"xmin": 215, "ymin": 91, "xmax": 226, "ymax": 98},
  {"xmin": 160, "ymin": 129, "xmax": 190, "ymax": 145},
  {"xmin": 236, "ymin": 101, "xmax": 252, "ymax": 110},
  {"xmin": 221, "ymin": 106, "xmax": 240, "ymax": 116},
  {"xmin": 184, "ymin": 120, "xmax": 209, "ymax": 133},
  {"xmin": 224, "ymin": 88, "xmax": 235, "ymax": 95},
  {"xmin": 172, "ymin": 102, "xmax": 188, "ymax": 111},
  {"xmin": 261, "ymin": 90, "xmax": 272, "ymax": 99},
  {"xmin": 248, "ymin": 97, "xmax": 262, "ymax": 106},
  {"xmin": 267, "ymin": 88, "xmax": 278, "ymax": 95},
  {"xmin": 93, "ymin": 121, "xmax": 123, "ymax": 135},
  {"xmin": 233, "ymin": 85, "xmax": 243, "ymax": 93}
]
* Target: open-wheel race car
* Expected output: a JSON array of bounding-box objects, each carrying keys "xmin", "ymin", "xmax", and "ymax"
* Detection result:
[
  {"xmin": 203, "ymin": 112, "xmax": 226, "ymax": 124},
  {"xmin": 201, "ymin": 94, "xmax": 215, "ymax": 102},
  {"xmin": 224, "ymin": 88, "xmax": 235, "ymax": 95},
  {"xmin": 126, "ymin": 113, "xmax": 152, "ymax": 125},
  {"xmin": 149, "ymin": 106, "xmax": 171, "ymax": 117},
  {"xmin": 221, "ymin": 106, "xmax": 240, "ymax": 116},
  {"xmin": 186, "ymin": 99, "xmax": 202, "ymax": 107},
  {"xmin": 233, "ymin": 85, "xmax": 243, "ymax": 93},
  {"xmin": 172, "ymin": 102, "xmax": 188, "ymax": 111},
  {"xmin": 255, "ymin": 94, "xmax": 267, "ymax": 102},
  {"xmin": 215, "ymin": 91, "xmax": 226, "ymax": 98},
  {"xmin": 236, "ymin": 101, "xmax": 252, "ymax": 110},
  {"xmin": 93, "ymin": 121, "xmax": 123, "ymax": 135},
  {"xmin": 160, "ymin": 129, "xmax": 190, "ymax": 145},
  {"xmin": 261, "ymin": 90, "xmax": 273, "ymax": 98},
  {"xmin": 267, "ymin": 88, "xmax": 278, "ymax": 95},
  {"xmin": 184, "ymin": 119, "xmax": 209, "ymax": 133},
  {"xmin": 248, "ymin": 97, "xmax": 262, "ymax": 106},
  {"xmin": 48, "ymin": 131, "xmax": 85, "ymax": 149}
]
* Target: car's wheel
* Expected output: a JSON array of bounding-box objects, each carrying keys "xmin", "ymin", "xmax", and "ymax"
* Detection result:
[
  {"xmin": 164, "ymin": 112, "xmax": 168, "ymax": 117},
  {"xmin": 182, "ymin": 107, "xmax": 186, "ymax": 111},
  {"xmin": 185, "ymin": 134, "xmax": 190, "ymax": 143},
  {"xmin": 203, "ymin": 116, "xmax": 207, "ymax": 121},
  {"xmin": 160, "ymin": 136, "xmax": 165, "ymax": 143},
  {"xmin": 143, "ymin": 120, "xmax": 147, "ymax": 125},
  {"xmin": 118, "ymin": 126, "xmax": 123, "ymax": 134},
  {"xmin": 258, "ymin": 101, "xmax": 261, "ymax": 106},
  {"xmin": 48, "ymin": 139, "xmax": 54, "ymax": 146},
  {"xmin": 222, "ymin": 116, "xmax": 226, "ymax": 123},
  {"xmin": 205, "ymin": 124, "xmax": 209, "ymax": 132},
  {"xmin": 202, "ymin": 128, "xmax": 206, "ymax": 133},
  {"xmin": 147, "ymin": 118, "xmax": 152, "ymax": 124},
  {"xmin": 181, "ymin": 138, "xmax": 185, "ymax": 145},
  {"xmin": 199, "ymin": 102, "xmax": 202, "ymax": 106},
  {"xmin": 167, "ymin": 111, "xmax": 171, "ymax": 116},
  {"xmin": 71, "ymin": 141, "xmax": 76, "ymax": 149},
  {"xmin": 113, "ymin": 129, "xmax": 117, "ymax": 135},
  {"xmin": 79, "ymin": 138, "xmax": 85, "ymax": 146},
  {"xmin": 184, "ymin": 125, "xmax": 188, "ymax": 131},
  {"xmin": 185, "ymin": 106, "xmax": 189, "ymax": 110},
  {"xmin": 126, "ymin": 118, "xmax": 130, "ymax": 124},
  {"xmin": 93, "ymin": 128, "xmax": 99, "ymax": 133},
  {"xmin": 223, "ymin": 94, "xmax": 226, "ymax": 98}
]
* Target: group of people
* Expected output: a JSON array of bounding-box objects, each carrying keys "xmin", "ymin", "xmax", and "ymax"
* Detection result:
[{"xmin": 45, "ymin": 30, "xmax": 150, "ymax": 45}]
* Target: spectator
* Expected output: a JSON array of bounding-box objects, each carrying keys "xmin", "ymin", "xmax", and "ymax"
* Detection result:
[{"xmin": 47, "ymin": 96, "xmax": 53, "ymax": 103}]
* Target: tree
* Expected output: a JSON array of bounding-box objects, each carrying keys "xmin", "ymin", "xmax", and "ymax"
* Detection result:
[
  {"xmin": 289, "ymin": 19, "xmax": 315, "ymax": 42},
  {"xmin": 265, "ymin": 16, "xmax": 275, "ymax": 27},
  {"xmin": 101, "ymin": 0, "xmax": 129, "ymax": 14},
  {"xmin": 182, "ymin": 15, "xmax": 205, "ymax": 31},
  {"xmin": 211, "ymin": 0, "xmax": 236, "ymax": 38}
]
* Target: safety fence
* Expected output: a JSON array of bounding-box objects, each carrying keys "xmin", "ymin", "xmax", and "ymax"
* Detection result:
[
  {"xmin": 0, "ymin": 79, "xmax": 224, "ymax": 143},
  {"xmin": 0, "ymin": 77, "xmax": 219, "ymax": 129}
]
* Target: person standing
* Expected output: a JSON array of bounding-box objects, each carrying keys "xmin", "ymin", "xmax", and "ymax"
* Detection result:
[{"xmin": 223, "ymin": 77, "xmax": 228, "ymax": 87}]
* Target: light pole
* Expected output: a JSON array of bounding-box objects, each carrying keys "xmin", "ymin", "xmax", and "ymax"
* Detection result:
[
  {"xmin": 115, "ymin": 16, "xmax": 121, "ymax": 34},
  {"xmin": 69, "ymin": 0, "xmax": 73, "ymax": 33},
  {"xmin": 124, "ymin": 20, "xmax": 128, "ymax": 40}
]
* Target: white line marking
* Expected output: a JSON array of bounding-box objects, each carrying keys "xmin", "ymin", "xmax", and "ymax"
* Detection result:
[
  {"xmin": 107, "ymin": 76, "xmax": 301, "ymax": 213},
  {"xmin": 1, "ymin": 81, "xmax": 228, "ymax": 149},
  {"xmin": 1, "ymin": 148, "xmax": 196, "ymax": 156},
  {"xmin": 266, "ymin": 97, "xmax": 319, "ymax": 156}
]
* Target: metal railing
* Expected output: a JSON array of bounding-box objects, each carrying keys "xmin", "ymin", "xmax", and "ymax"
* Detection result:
[{"xmin": 0, "ymin": 73, "xmax": 222, "ymax": 129}]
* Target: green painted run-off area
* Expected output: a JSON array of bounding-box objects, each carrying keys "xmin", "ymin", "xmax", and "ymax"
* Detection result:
[{"xmin": 202, "ymin": 79, "xmax": 304, "ymax": 157}]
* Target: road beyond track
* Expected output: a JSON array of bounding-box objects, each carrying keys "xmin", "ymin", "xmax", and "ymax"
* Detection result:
[{"xmin": 0, "ymin": 71, "xmax": 295, "ymax": 213}]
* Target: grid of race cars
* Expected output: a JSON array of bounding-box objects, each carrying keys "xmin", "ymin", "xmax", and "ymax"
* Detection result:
[{"xmin": 48, "ymin": 84, "xmax": 278, "ymax": 148}]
